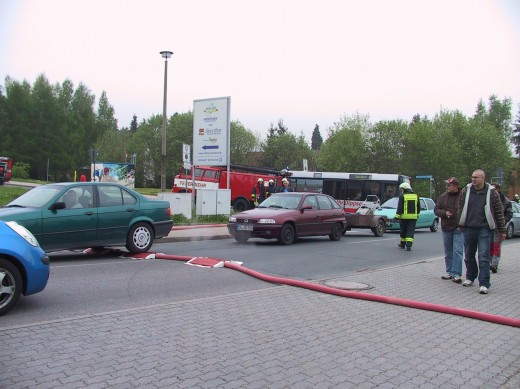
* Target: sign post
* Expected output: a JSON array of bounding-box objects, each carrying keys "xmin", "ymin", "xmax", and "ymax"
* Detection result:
[
  {"xmin": 182, "ymin": 143, "xmax": 191, "ymax": 193},
  {"xmin": 416, "ymin": 175, "xmax": 434, "ymax": 197}
]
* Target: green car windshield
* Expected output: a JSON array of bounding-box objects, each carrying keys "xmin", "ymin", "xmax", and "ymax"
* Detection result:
[{"xmin": 6, "ymin": 185, "xmax": 63, "ymax": 208}]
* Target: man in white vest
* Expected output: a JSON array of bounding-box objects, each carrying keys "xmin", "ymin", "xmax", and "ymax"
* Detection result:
[{"xmin": 458, "ymin": 169, "xmax": 506, "ymax": 294}]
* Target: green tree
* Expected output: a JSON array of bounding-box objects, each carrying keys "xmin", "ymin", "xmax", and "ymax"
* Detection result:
[
  {"xmin": 512, "ymin": 104, "xmax": 520, "ymax": 156},
  {"xmin": 317, "ymin": 113, "xmax": 371, "ymax": 171},
  {"xmin": 30, "ymin": 74, "xmax": 62, "ymax": 180},
  {"xmin": 487, "ymin": 95, "xmax": 513, "ymax": 139},
  {"xmin": 95, "ymin": 91, "xmax": 126, "ymax": 163},
  {"xmin": 130, "ymin": 115, "xmax": 138, "ymax": 132},
  {"xmin": 262, "ymin": 132, "xmax": 312, "ymax": 171},
  {"xmin": 311, "ymin": 124, "xmax": 323, "ymax": 150},
  {"xmin": 2, "ymin": 77, "xmax": 33, "ymax": 168},
  {"xmin": 128, "ymin": 115, "xmax": 162, "ymax": 187},
  {"xmin": 230, "ymin": 121, "xmax": 261, "ymax": 164},
  {"xmin": 0, "ymin": 86, "xmax": 7, "ymax": 155},
  {"xmin": 365, "ymin": 119, "xmax": 408, "ymax": 173}
]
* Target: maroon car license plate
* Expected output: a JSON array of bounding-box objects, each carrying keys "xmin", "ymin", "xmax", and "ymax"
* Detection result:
[{"xmin": 237, "ymin": 224, "xmax": 253, "ymax": 231}]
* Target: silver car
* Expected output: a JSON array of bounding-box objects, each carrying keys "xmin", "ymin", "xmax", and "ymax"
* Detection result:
[{"xmin": 506, "ymin": 201, "xmax": 520, "ymax": 239}]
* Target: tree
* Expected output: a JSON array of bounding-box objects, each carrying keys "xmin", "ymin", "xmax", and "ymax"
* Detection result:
[
  {"xmin": 2, "ymin": 77, "xmax": 33, "ymax": 169},
  {"xmin": 262, "ymin": 132, "xmax": 313, "ymax": 171},
  {"xmin": 365, "ymin": 119, "xmax": 409, "ymax": 173},
  {"xmin": 311, "ymin": 124, "xmax": 323, "ymax": 150},
  {"xmin": 230, "ymin": 121, "xmax": 261, "ymax": 164},
  {"xmin": 487, "ymin": 95, "xmax": 513, "ymax": 139},
  {"xmin": 95, "ymin": 91, "xmax": 122, "ymax": 162},
  {"xmin": 0, "ymin": 86, "xmax": 7, "ymax": 155},
  {"xmin": 128, "ymin": 115, "xmax": 163, "ymax": 187},
  {"xmin": 130, "ymin": 115, "xmax": 138, "ymax": 132},
  {"xmin": 317, "ymin": 113, "xmax": 371, "ymax": 171},
  {"xmin": 266, "ymin": 119, "xmax": 288, "ymax": 140},
  {"xmin": 512, "ymin": 105, "xmax": 520, "ymax": 156}
]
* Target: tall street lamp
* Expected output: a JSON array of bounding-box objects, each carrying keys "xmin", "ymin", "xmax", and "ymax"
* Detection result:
[{"xmin": 160, "ymin": 50, "xmax": 173, "ymax": 192}]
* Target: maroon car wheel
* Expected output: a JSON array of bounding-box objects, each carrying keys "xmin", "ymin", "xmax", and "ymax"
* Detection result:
[{"xmin": 278, "ymin": 223, "xmax": 295, "ymax": 245}]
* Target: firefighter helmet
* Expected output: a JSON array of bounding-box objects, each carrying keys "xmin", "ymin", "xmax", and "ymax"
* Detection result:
[
  {"xmin": 399, "ymin": 182, "xmax": 411, "ymax": 191},
  {"xmin": 257, "ymin": 178, "xmax": 264, "ymax": 183},
  {"xmin": 282, "ymin": 178, "xmax": 289, "ymax": 184},
  {"xmin": 269, "ymin": 179, "xmax": 274, "ymax": 184}
]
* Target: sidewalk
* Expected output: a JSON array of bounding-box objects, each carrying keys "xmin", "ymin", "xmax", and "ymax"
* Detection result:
[{"xmin": 2, "ymin": 216, "xmax": 519, "ymax": 387}]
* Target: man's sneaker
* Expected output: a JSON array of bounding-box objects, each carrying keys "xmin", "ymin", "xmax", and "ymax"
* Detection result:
[
  {"xmin": 479, "ymin": 286, "xmax": 489, "ymax": 294},
  {"xmin": 452, "ymin": 275, "xmax": 462, "ymax": 284},
  {"xmin": 490, "ymin": 265, "xmax": 497, "ymax": 274},
  {"xmin": 441, "ymin": 274, "xmax": 453, "ymax": 280},
  {"xmin": 462, "ymin": 280, "xmax": 474, "ymax": 287}
]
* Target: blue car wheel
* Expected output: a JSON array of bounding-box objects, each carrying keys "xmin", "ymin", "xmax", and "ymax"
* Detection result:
[{"xmin": 0, "ymin": 258, "xmax": 23, "ymax": 316}]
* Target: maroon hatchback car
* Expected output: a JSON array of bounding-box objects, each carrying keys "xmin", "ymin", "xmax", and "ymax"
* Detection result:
[{"xmin": 227, "ymin": 192, "xmax": 347, "ymax": 245}]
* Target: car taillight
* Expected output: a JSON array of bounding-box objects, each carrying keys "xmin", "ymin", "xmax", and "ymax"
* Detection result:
[{"xmin": 167, "ymin": 207, "xmax": 171, "ymax": 217}]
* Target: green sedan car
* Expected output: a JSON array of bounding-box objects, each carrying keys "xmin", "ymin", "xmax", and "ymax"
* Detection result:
[{"xmin": 0, "ymin": 182, "xmax": 173, "ymax": 253}]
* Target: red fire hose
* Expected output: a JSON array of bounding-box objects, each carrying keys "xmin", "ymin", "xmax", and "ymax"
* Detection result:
[{"xmin": 142, "ymin": 253, "xmax": 520, "ymax": 328}]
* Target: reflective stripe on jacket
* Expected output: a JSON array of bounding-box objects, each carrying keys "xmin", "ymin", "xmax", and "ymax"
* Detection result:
[{"xmin": 396, "ymin": 193, "xmax": 420, "ymax": 220}]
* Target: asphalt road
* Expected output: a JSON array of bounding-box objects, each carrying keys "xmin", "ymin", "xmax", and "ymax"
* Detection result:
[
  {"xmin": 1, "ymin": 230, "xmax": 443, "ymax": 327},
  {"xmin": 4, "ymin": 230, "xmax": 518, "ymax": 329},
  {"xmin": 155, "ymin": 229, "xmax": 447, "ymax": 280}
]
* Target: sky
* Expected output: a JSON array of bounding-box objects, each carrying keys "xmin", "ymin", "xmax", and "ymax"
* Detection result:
[{"xmin": 1, "ymin": 0, "xmax": 520, "ymax": 142}]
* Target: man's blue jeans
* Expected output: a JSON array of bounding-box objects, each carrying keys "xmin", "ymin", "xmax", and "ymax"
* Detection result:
[
  {"xmin": 462, "ymin": 227, "xmax": 492, "ymax": 288},
  {"xmin": 442, "ymin": 229, "xmax": 464, "ymax": 277}
]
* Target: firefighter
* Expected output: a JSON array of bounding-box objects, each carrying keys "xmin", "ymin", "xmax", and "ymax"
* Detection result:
[
  {"xmin": 251, "ymin": 178, "xmax": 266, "ymax": 207},
  {"xmin": 266, "ymin": 179, "xmax": 276, "ymax": 198},
  {"xmin": 278, "ymin": 178, "xmax": 294, "ymax": 192},
  {"xmin": 395, "ymin": 182, "xmax": 420, "ymax": 251}
]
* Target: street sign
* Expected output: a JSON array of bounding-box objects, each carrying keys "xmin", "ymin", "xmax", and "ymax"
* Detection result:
[
  {"xmin": 193, "ymin": 97, "xmax": 230, "ymax": 166},
  {"xmin": 182, "ymin": 144, "xmax": 190, "ymax": 163},
  {"xmin": 415, "ymin": 175, "xmax": 432, "ymax": 179}
]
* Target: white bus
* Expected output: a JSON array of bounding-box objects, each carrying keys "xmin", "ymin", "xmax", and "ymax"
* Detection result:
[{"xmin": 286, "ymin": 171, "xmax": 411, "ymax": 212}]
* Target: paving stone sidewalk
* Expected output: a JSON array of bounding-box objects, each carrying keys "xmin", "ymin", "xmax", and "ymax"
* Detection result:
[{"xmin": 1, "ymin": 244, "xmax": 519, "ymax": 388}]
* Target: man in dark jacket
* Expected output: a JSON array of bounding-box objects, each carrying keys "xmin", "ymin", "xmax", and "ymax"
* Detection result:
[
  {"xmin": 395, "ymin": 182, "xmax": 420, "ymax": 251},
  {"xmin": 458, "ymin": 169, "xmax": 506, "ymax": 294},
  {"xmin": 434, "ymin": 177, "xmax": 464, "ymax": 283}
]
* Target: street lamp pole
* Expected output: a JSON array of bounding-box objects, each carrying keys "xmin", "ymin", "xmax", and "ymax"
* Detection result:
[{"xmin": 160, "ymin": 50, "xmax": 173, "ymax": 192}]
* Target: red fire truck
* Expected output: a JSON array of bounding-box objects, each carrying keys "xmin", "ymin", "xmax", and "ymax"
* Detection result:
[
  {"xmin": 0, "ymin": 157, "xmax": 13, "ymax": 185},
  {"xmin": 172, "ymin": 164, "xmax": 283, "ymax": 212}
]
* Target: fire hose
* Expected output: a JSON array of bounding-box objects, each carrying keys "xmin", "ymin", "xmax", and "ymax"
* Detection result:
[{"xmin": 136, "ymin": 253, "xmax": 520, "ymax": 328}]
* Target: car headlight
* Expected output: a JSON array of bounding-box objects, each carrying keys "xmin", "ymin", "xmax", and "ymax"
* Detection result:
[
  {"xmin": 6, "ymin": 221, "xmax": 41, "ymax": 247},
  {"xmin": 258, "ymin": 219, "xmax": 276, "ymax": 224},
  {"xmin": 229, "ymin": 216, "xmax": 237, "ymax": 223}
]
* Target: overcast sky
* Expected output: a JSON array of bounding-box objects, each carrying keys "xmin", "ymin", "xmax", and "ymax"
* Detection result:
[{"xmin": 2, "ymin": 0, "xmax": 519, "ymax": 142}]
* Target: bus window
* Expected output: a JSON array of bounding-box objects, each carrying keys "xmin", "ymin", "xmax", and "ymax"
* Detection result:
[
  {"xmin": 346, "ymin": 181, "xmax": 363, "ymax": 200},
  {"xmin": 364, "ymin": 181, "xmax": 381, "ymax": 200},
  {"xmin": 322, "ymin": 180, "xmax": 346, "ymax": 200},
  {"xmin": 295, "ymin": 179, "xmax": 322, "ymax": 193},
  {"xmin": 383, "ymin": 183, "xmax": 398, "ymax": 202}
]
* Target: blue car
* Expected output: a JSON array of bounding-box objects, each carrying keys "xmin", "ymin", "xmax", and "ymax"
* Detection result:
[
  {"xmin": 0, "ymin": 221, "xmax": 50, "ymax": 316},
  {"xmin": 374, "ymin": 196, "xmax": 439, "ymax": 232}
]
